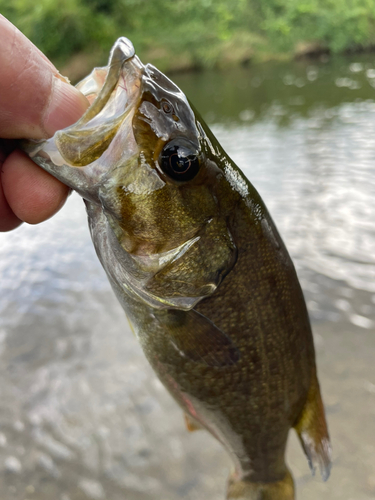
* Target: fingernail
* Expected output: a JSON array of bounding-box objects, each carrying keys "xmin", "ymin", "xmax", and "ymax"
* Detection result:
[{"xmin": 44, "ymin": 77, "xmax": 89, "ymax": 136}]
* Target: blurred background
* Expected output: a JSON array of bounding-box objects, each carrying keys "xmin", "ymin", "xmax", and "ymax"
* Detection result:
[
  {"xmin": 1, "ymin": 2, "xmax": 375, "ymax": 499},
  {"xmin": 2, "ymin": 0, "xmax": 375, "ymax": 80}
]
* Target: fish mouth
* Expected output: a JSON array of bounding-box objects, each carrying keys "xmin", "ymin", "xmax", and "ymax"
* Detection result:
[
  {"xmin": 47, "ymin": 37, "xmax": 144, "ymax": 168},
  {"xmin": 22, "ymin": 37, "xmax": 145, "ymax": 199}
]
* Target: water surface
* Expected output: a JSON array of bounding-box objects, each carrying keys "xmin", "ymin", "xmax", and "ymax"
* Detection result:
[{"xmin": 0, "ymin": 54, "xmax": 374, "ymax": 499}]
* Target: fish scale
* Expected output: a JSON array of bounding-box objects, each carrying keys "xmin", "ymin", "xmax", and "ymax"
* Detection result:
[{"xmin": 22, "ymin": 37, "xmax": 331, "ymax": 499}]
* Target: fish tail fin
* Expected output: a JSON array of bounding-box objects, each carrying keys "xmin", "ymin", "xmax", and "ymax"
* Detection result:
[
  {"xmin": 294, "ymin": 372, "xmax": 332, "ymax": 481},
  {"xmin": 226, "ymin": 469, "xmax": 295, "ymax": 500}
]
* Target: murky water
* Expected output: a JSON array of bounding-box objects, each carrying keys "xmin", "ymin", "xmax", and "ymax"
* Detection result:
[{"xmin": 0, "ymin": 55, "xmax": 375, "ymax": 500}]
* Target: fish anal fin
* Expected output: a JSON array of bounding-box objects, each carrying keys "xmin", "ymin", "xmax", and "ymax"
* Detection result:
[
  {"xmin": 227, "ymin": 469, "xmax": 294, "ymax": 500},
  {"xmin": 294, "ymin": 373, "xmax": 332, "ymax": 481},
  {"xmin": 184, "ymin": 412, "xmax": 204, "ymax": 432}
]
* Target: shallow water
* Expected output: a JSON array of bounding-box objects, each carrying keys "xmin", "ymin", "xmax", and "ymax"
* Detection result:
[{"xmin": 0, "ymin": 55, "xmax": 375, "ymax": 499}]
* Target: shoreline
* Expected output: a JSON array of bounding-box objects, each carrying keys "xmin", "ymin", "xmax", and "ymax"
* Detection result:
[{"xmin": 60, "ymin": 42, "xmax": 375, "ymax": 84}]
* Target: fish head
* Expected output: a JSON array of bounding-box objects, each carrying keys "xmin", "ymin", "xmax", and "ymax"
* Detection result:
[{"xmin": 24, "ymin": 38, "xmax": 240, "ymax": 310}]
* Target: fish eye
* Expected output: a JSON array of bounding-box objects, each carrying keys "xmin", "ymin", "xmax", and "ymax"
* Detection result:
[{"xmin": 159, "ymin": 140, "xmax": 200, "ymax": 182}]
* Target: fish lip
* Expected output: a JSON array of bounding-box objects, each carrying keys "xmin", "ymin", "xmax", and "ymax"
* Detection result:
[
  {"xmin": 111, "ymin": 36, "xmax": 135, "ymax": 63},
  {"xmin": 74, "ymin": 51, "xmax": 145, "ymax": 131},
  {"xmin": 78, "ymin": 37, "xmax": 139, "ymax": 105}
]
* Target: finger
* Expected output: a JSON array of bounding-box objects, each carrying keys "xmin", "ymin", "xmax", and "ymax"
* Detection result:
[
  {"xmin": 2, "ymin": 150, "xmax": 70, "ymax": 225},
  {"xmin": 0, "ymin": 177, "xmax": 22, "ymax": 231},
  {"xmin": 0, "ymin": 15, "xmax": 89, "ymax": 139},
  {"xmin": 0, "ymin": 142, "xmax": 21, "ymax": 231}
]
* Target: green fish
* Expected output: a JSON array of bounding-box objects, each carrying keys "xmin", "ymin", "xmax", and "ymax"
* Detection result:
[{"xmin": 24, "ymin": 38, "xmax": 331, "ymax": 499}]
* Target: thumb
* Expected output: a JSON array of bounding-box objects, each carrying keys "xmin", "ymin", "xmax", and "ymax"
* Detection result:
[{"xmin": 0, "ymin": 15, "xmax": 89, "ymax": 140}]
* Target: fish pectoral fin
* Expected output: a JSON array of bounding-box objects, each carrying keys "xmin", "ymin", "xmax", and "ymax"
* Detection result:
[
  {"xmin": 158, "ymin": 309, "xmax": 240, "ymax": 368},
  {"xmin": 294, "ymin": 373, "xmax": 332, "ymax": 481},
  {"xmin": 184, "ymin": 412, "xmax": 204, "ymax": 432}
]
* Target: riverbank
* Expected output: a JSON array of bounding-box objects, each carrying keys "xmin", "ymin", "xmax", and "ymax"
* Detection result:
[
  {"xmin": 3, "ymin": 1, "xmax": 375, "ymax": 82},
  {"xmin": 60, "ymin": 41, "xmax": 375, "ymax": 85}
]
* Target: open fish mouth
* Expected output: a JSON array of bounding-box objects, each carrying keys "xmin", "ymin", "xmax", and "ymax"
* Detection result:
[{"xmin": 22, "ymin": 37, "xmax": 145, "ymax": 199}]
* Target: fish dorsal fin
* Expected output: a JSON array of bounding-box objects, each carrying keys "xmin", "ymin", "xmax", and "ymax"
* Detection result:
[
  {"xmin": 156, "ymin": 309, "xmax": 240, "ymax": 368},
  {"xmin": 294, "ymin": 373, "xmax": 332, "ymax": 481}
]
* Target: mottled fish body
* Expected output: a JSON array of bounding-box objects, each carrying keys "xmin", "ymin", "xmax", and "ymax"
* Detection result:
[{"xmin": 23, "ymin": 38, "xmax": 331, "ymax": 499}]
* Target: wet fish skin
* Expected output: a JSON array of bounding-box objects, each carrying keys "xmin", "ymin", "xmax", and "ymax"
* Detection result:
[{"xmin": 23, "ymin": 38, "xmax": 331, "ymax": 499}]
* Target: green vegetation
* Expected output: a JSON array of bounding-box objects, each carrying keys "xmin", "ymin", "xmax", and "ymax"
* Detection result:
[{"xmin": 2, "ymin": 0, "xmax": 375, "ymax": 79}]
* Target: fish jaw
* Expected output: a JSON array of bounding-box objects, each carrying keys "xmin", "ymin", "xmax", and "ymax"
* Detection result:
[{"xmin": 22, "ymin": 37, "xmax": 144, "ymax": 203}]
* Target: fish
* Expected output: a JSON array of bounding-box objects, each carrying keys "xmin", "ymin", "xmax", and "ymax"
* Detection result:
[{"xmin": 23, "ymin": 38, "xmax": 331, "ymax": 499}]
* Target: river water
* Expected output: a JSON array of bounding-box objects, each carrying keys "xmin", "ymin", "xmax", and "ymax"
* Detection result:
[{"xmin": 0, "ymin": 55, "xmax": 374, "ymax": 500}]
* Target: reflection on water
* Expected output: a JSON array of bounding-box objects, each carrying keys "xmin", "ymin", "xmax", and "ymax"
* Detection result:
[
  {"xmin": 214, "ymin": 104, "xmax": 375, "ymax": 296},
  {"xmin": 0, "ymin": 55, "xmax": 375, "ymax": 499}
]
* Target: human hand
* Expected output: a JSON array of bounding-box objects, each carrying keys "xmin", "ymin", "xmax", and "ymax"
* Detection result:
[{"xmin": 0, "ymin": 15, "xmax": 89, "ymax": 231}]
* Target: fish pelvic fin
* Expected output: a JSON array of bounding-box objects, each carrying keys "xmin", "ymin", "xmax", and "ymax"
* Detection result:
[
  {"xmin": 294, "ymin": 372, "xmax": 332, "ymax": 481},
  {"xmin": 227, "ymin": 469, "xmax": 294, "ymax": 500},
  {"xmin": 184, "ymin": 413, "xmax": 204, "ymax": 432}
]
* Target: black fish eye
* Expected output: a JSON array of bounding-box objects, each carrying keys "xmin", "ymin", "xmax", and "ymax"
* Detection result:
[{"xmin": 159, "ymin": 141, "xmax": 200, "ymax": 182}]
